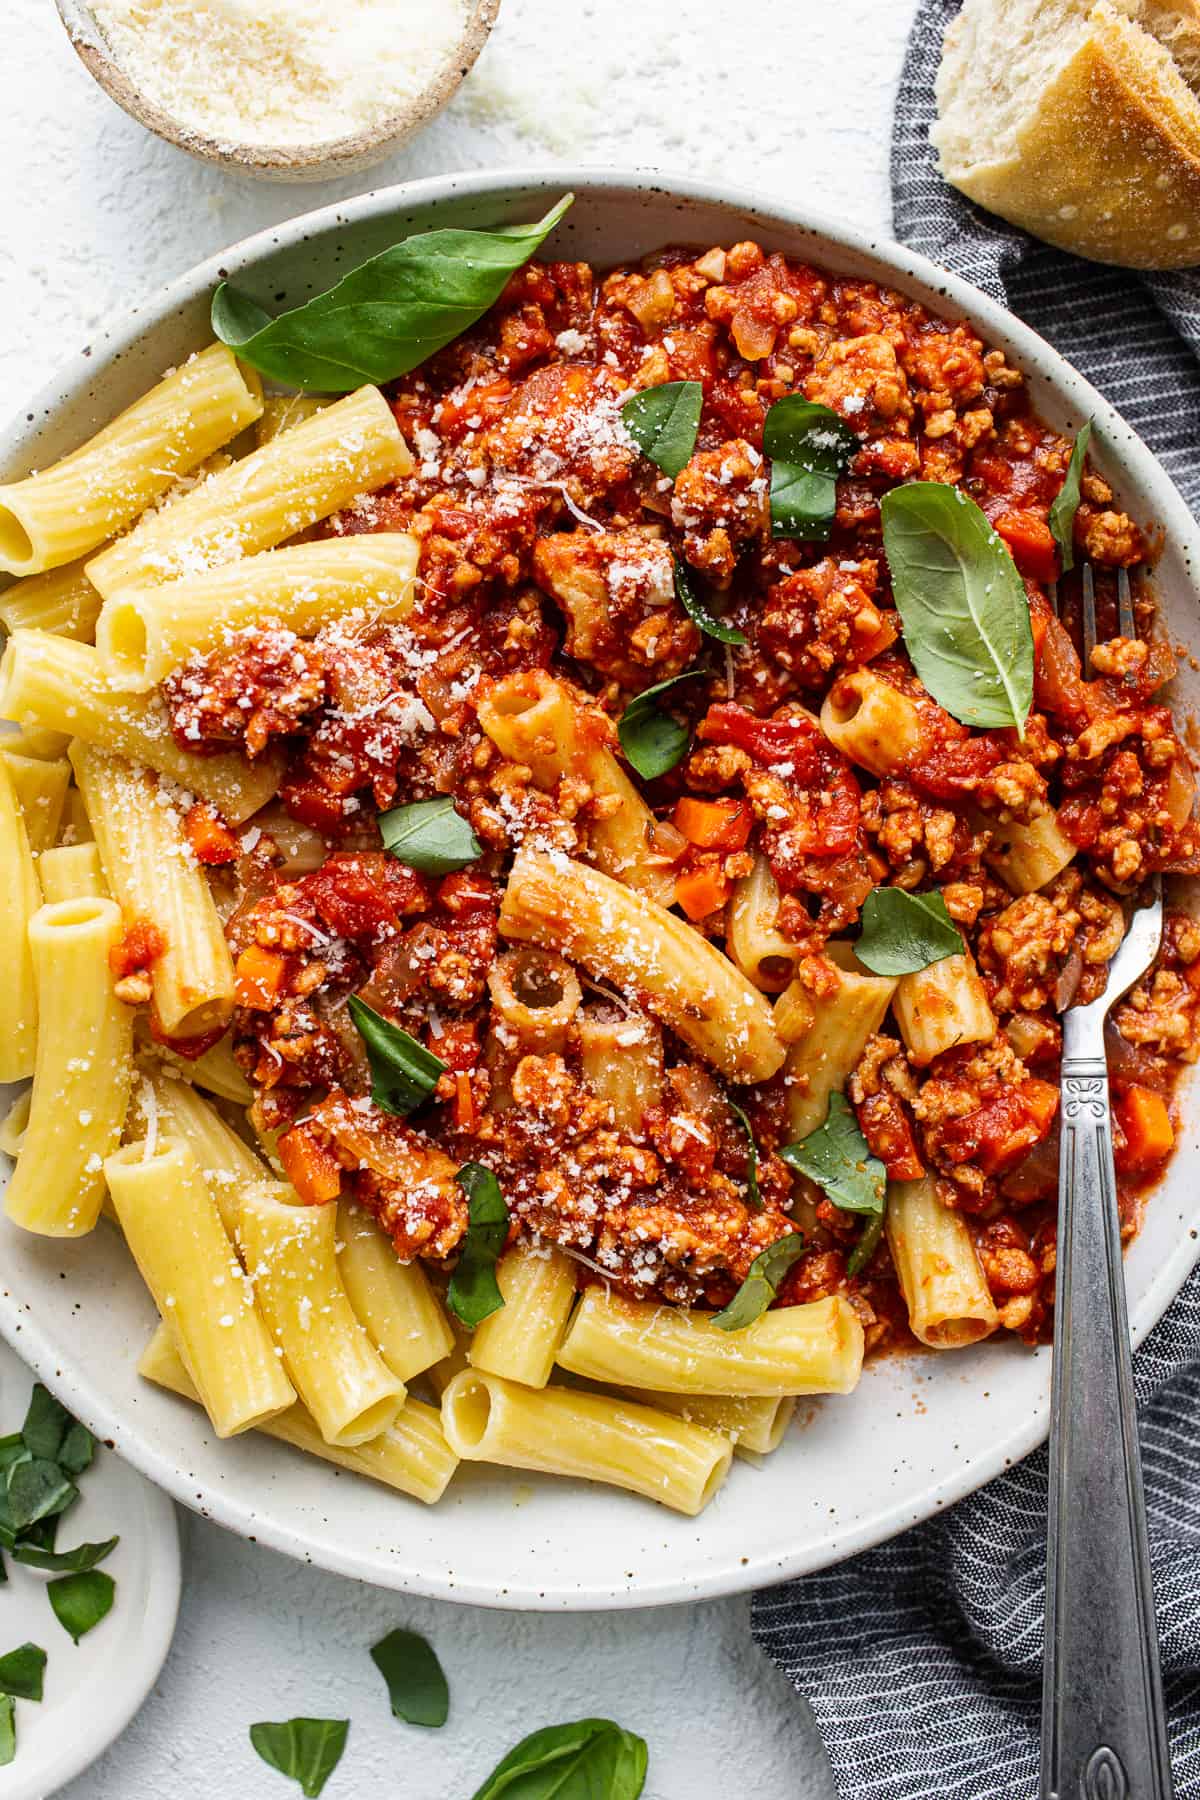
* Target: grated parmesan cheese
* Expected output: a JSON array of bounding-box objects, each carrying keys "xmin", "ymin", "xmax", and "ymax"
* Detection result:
[{"xmin": 89, "ymin": 0, "xmax": 474, "ymax": 150}]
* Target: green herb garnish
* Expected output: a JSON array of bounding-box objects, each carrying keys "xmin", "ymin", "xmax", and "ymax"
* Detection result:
[
  {"xmin": 0, "ymin": 1644, "xmax": 45, "ymax": 1702},
  {"xmin": 447, "ymin": 1165, "xmax": 510, "ymax": 1329},
  {"xmin": 13, "ymin": 1535, "xmax": 118, "ymax": 1574},
  {"xmin": 854, "ymin": 887, "xmax": 962, "ymax": 977},
  {"xmin": 369, "ymin": 1626, "xmax": 449, "ymax": 1728},
  {"xmin": 713, "ymin": 1233, "xmax": 807, "ymax": 1332},
  {"xmin": 347, "ymin": 996, "xmax": 446, "ymax": 1117},
  {"xmin": 249, "ymin": 1718, "xmax": 349, "ymax": 1798},
  {"xmin": 674, "ymin": 558, "xmax": 745, "ymax": 646},
  {"xmin": 5, "ymin": 1461, "xmax": 76, "ymax": 1535},
  {"xmin": 616, "ymin": 670, "xmax": 705, "ymax": 781},
  {"xmin": 379, "ymin": 796, "xmax": 483, "ymax": 875},
  {"xmin": 48, "ymin": 1569, "xmax": 114, "ymax": 1643},
  {"xmin": 620, "ymin": 380, "xmax": 703, "ymax": 480},
  {"xmin": 0, "ymin": 1695, "xmax": 14, "ymax": 1767},
  {"xmin": 212, "ymin": 196, "xmax": 573, "ymax": 392},
  {"xmin": 727, "ymin": 1100, "xmax": 761, "ymax": 1212},
  {"xmin": 846, "ymin": 1208, "xmax": 886, "ymax": 1278},
  {"xmin": 763, "ymin": 397, "xmax": 858, "ymax": 541},
  {"xmin": 1049, "ymin": 420, "xmax": 1092, "ymax": 576},
  {"xmin": 470, "ymin": 1717, "xmax": 648, "ymax": 1800},
  {"xmin": 780, "ymin": 1093, "xmax": 886, "ymax": 1217}
]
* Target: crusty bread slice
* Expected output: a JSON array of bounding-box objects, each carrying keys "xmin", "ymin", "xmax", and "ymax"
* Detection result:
[
  {"xmin": 1123, "ymin": 0, "xmax": 1200, "ymax": 90},
  {"xmin": 932, "ymin": 0, "xmax": 1200, "ymax": 267}
]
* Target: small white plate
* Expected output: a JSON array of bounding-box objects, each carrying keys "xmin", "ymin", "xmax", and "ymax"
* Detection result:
[{"xmin": 0, "ymin": 1338, "xmax": 179, "ymax": 1799}]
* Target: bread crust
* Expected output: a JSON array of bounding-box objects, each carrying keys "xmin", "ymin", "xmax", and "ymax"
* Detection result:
[{"xmin": 936, "ymin": 6, "xmax": 1200, "ymax": 268}]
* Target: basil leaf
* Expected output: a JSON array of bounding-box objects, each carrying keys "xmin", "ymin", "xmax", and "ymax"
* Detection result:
[
  {"xmin": 881, "ymin": 481, "xmax": 1034, "ymax": 734},
  {"xmin": 713, "ymin": 1233, "xmax": 806, "ymax": 1332},
  {"xmin": 780, "ymin": 1093, "xmax": 886, "ymax": 1216},
  {"xmin": 617, "ymin": 670, "xmax": 705, "ymax": 781},
  {"xmin": 56, "ymin": 1422, "xmax": 94, "ymax": 1478},
  {"xmin": 347, "ymin": 996, "xmax": 446, "ymax": 1117},
  {"xmin": 854, "ymin": 886, "xmax": 962, "ymax": 976},
  {"xmin": 0, "ymin": 1643, "xmax": 45, "ymax": 1702},
  {"xmin": 48, "ymin": 1569, "xmax": 114, "ymax": 1643},
  {"xmin": 1049, "ymin": 419, "xmax": 1092, "ymax": 577},
  {"xmin": 470, "ymin": 1717, "xmax": 648, "ymax": 1800},
  {"xmin": 620, "ymin": 381, "xmax": 702, "ymax": 480},
  {"xmin": 369, "ymin": 1626, "xmax": 449, "ymax": 1728},
  {"xmin": 846, "ymin": 1207, "xmax": 886, "ymax": 1278},
  {"xmin": 727, "ymin": 1100, "xmax": 761, "ymax": 1212},
  {"xmin": 0, "ymin": 1435, "xmax": 25, "ymax": 1473},
  {"xmin": 13, "ymin": 1534, "xmax": 118, "ymax": 1574},
  {"xmin": 763, "ymin": 397, "xmax": 858, "ymax": 541},
  {"xmin": 213, "ymin": 196, "xmax": 573, "ymax": 392},
  {"xmin": 0, "ymin": 1695, "xmax": 13, "ymax": 1768},
  {"xmin": 20, "ymin": 1386, "xmax": 72, "ymax": 1463},
  {"xmin": 674, "ymin": 558, "xmax": 745, "ymax": 647},
  {"xmin": 249, "ymin": 1719, "xmax": 349, "ymax": 1798},
  {"xmin": 6, "ymin": 1460, "xmax": 76, "ymax": 1533},
  {"xmin": 379, "ymin": 796, "xmax": 483, "ymax": 875},
  {"xmin": 448, "ymin": 1164, "xmax": 510, "ymax": 1329}
]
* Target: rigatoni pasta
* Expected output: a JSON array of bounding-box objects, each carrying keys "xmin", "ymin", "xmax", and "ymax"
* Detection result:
[
  {"xmin": 886, "ymin": 1177, "xmax": 1000, "ymax": 1349},
  {"xmin": 0, "ymin": 756, "xmax": 41, "ymax": 1082}
]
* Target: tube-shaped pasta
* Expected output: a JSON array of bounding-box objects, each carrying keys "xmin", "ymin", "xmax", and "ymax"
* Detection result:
[
  {"xmin": 727, "ymin": 854, "xmax": 801, "ymax": 993},
  {"xmin": 477, "ymin": 670, "xmax": 680, "ymax": 908},
  {"xmin": 59, "ymin": 787, "xmax": 93, "ymax": 844},
  {"xmin": 254, "ymin": 394, "xmax": 331, "ymax": 447},
  {"xmin": 986, "ymin": 807, "xmax": 1077, "ymax": 895},
  {"xmin": 426, "ymin": 1321, "xmax": 472, "ymax": 1397},
  {"xmin": 0, "ymin": 1089, "xmax": 31, "ymax": 1158},
  {"xmin": 499, "ymin": 849, "xmax": 785, "ymax": 1084},
  {"xmin": 486, "ymin": 947, "xmax": 582, "ymax": 1055},
  {"xmin": 5, "ymin": 727, "xmax": 74, "ymax": 760},
  {"xmin": 138, "ymin": 1026, "xmax": 251, "ymax": 1105},
  {"xmin": 336, "ymin": 1204, "xmax": 456, "ymax": 1383},
  {"xmin": 578, "ymin": 1012, "xmax": 664, "ymax": 1133},
  {"xmin": 236, "ymin": 1181, "xmax": 405, "ymax": 1447},
  {"xmin": 138, "ymin": 1322, "xmax": 457, "ymax": 1504},
  {"xmin": 886, "ymin": 1176, "xmax": 1000, "ymax": 1348},
  {"xmin": 776, "ymin": 942, "xmax": 897, "ymax": 1141},
  {"xmin": 108, "ymin": 1137, "xmax": 294, "ymax": 1434},
  {"xmin": 0, "ymin": 631, "xmax": 281, "ymax": 821},
  {"xmin": 625, "ymin": 1389, "xmax": 796, "ymax": 1455},
  {"xmin": 820, "ymin": 668, "xmax": 925, "ymax": 776},
  {"xmin": 440, "ymin": 1370, "xmax": 732, "ymax": 1516},
  {"xmin": 0, "ymin": 346, "xmax": 263, "ymax": 577},
  {"xmin": 71, "ymin": 744, "xmax": 235, "ymax": 1039},
  {"xmin": 0, "ymin": 557, "xmax": 104, "ymax": 641},
  {"xmin": 468, "ymin": 1243, "xmax": 578, "ymax": 1389},
  {"xmin": 4, "ymin": 897, "xmax": 133, "ymax": 1235},
  {"xmin": 132, "ymin": 1064, "xmax": 266, "ymax": 1233},
  {"xmin": 0, "ymin": 757, "xmax": 41, "ymax": 1082},
  {"xmin": 3, "ymin": 751, "xmax": 70, "ymax": 853},
  {"xmin": 87, "ymin": 386, "xmax": 410, "ymax": 599},
  {"xmin": 35, "ymin": 841, "xmax": 106, "ymax": 903},
  {"xmin": 893, "ymin": 947, "xmax": 996, "ymax": 1067},
  {"xmin": 96, "ymin": 533, "xmax": 420, "ymax": 690},
  {"xmin": 557, "ymin": 1287, "xmax": 865, "ymax": 1397}
]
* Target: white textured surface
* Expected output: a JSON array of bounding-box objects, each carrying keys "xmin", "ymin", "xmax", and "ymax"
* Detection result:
[{"xmin": 0, "ymin": 0, "xmax": 917, "ymax": 1793}]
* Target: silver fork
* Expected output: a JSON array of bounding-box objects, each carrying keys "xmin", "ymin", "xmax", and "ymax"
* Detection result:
[{"xmin": 1041, "ymin": 562, "xmax": 1172, "ymax": 1800}]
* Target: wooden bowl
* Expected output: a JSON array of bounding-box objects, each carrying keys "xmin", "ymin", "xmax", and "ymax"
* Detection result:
[{"xmin": 53, "ymin": 0, "xmax": 501, "ymax": 182}]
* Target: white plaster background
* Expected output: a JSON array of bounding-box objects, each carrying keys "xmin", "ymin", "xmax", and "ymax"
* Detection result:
[{"xmin": 0, "ymin": 0, "xmax": 920, "ymax": 1791}]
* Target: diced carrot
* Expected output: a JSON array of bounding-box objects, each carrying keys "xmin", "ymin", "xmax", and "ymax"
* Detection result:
[
  {"xmin": 234, "ymin": 943, "xmax": 287, "ymax": 1010},
  {"xmin": 672, "ymin": 796, "xmax": 753, "ymax": 851},
  {"xmin": 994, "ymin": 509, "xmax": 1059, "ymax": 583},
  {"xmin": 184, "ymin": 801, "xmax": 241, "ymax": 865},
  {"xmin": 851, "ymin": 607, "xmax": 901, "ymax": 664},
  {"xmin": 1115, "ymin": 1085, "xmax": 1175, "ymax": 1172},
  {"xmin": 675, "ymin": 866, "xmax": 730, "ymax": 920},
  {"xmin": 1028, "ymin": 588, "xmax": 1051, "ymax": 661},
  {"xmin": 454, "ymin": 1071, "xmax": 476, "ymax": 1132},
  {"xmin": 278, "ymin": 1124, "xmax": 342, "ymax": 1204}
]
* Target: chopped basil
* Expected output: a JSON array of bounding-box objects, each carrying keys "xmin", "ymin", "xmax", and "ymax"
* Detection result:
[
  {"xmin": 617, "ymin": 670, "xmax": 705, "ymax": 781},
  {"xmin": 20, "ymin": 1386, "xmax": 73, "ymax": 1463},
  {"xmin": 48, "ymin": 1569, "xmax": 114, "ymax": 1643},
  {"xmin": 347, "ymin": 996, "xmax": 446, "ymax": 1117},
  {"xmin": 0, "ymin": 1644, "xmax": 46, "ymax": 1703},
  {"xmin": 854, "ymin": 886, "xmax": 962, "ymax": 977},
  {"xmin": 369, "ymin": 1626, "xmax": 449, "ymax": 1728},
  {"xmin": 674, "ymin": 557, "xmax": 745, "ymax": 647},
  {"xmin": 763, "ymin": 397, "xmax": 858, "ymax": 541},
  {"xmin": 249, "ymin": 1718, "xmax": 349, "ymax": 1798},
  {"xmin": 213, "ymin": 195, "xmax": 573, "ymax": 392},
  {"xmin": 619, "ymin": 380, "xmax": 703, "ymax": 480},
  {"xmin": 881, "ymin": 481, "xmax": 1034, "ymax": 735},
  {"xmin": 0, "ymin": 1695, "xmax": 13, "ymax": 1768},
  {"xmin": 727, "ymin": 1100, "xmax": 761, "ymax": 1212},
  {"xmin": 0, "ymin": 1436, "xmax": 25, "ymax": 1473},
  {"xmin": 6, "ymin": 1460, "xmax": 76, "ymax": 1534},
  {"xmin": 447, "ymin": 1164, "xmax": 510, "ymax": 1329},
  {"xmin": 846, "ymin": 1208, "xmax": 886, "ymax": 1278},
  {"xmin": 1049, "ymin": 419, "xmax": 1092, "ymax": 576},
  {"xmin": 780, "ymin": 1093, "xmax": 886, "ymax": 1217},
  {"xmin": 13, "ymin": 1535, "xmax": 118, "ymax": 1574},
  {"xmin": 470, "ymin": 1717, "xmax": 648, "ymax": 1800},
  {"xmin": 56, "ymin": 1423, "xmax": 94, "ymax": 1479},
  {"xmin": 713, "ymin": 1233, "xmax": 807, "ymax": 1332},
  {"xmin": 379, "ymin": 796, "xmax": 483, "ymax": 875}
]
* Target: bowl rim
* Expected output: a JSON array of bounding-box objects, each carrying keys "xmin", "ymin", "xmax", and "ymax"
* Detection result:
[
  {"xmin": 52, "ymin": 0, "xmax": 501, "ymax": 176},
  {"xmin": 2, "ymin": 163, "xmax": 1198, "ymax": 1609}
]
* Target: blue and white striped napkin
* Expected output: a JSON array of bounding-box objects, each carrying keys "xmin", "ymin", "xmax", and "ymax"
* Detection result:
[{"xmin": 750, "ymin": 6, "xmax": 1200, "ymax": 1792}]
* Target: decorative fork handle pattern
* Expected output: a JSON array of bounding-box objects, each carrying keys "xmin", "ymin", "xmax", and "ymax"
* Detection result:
[{"xmin": 1041, "ymin": 1020, "xmax": 1174, "ymax": 1800}]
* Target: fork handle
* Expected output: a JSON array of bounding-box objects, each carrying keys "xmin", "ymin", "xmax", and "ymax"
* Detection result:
[{"xmin": 1041, "ymin": 1015, "xmax": 1174, "ymax": 1800}]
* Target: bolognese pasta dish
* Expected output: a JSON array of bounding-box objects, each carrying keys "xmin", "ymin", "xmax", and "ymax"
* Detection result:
[{"xmin": 0, "ymin": 201, "xmax": 1195, "ymax": 1516}]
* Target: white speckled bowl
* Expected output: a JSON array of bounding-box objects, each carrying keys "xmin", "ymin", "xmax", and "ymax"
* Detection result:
[{"xmin": 1, "ymin": 170, "xmax": 1197, "ymax": 1610}]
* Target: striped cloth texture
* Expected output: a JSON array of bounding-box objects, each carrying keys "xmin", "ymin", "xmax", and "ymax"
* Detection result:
[{"xmin": 750, "ymin": 5, "xmax": 1200, "ymax": 1795}]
